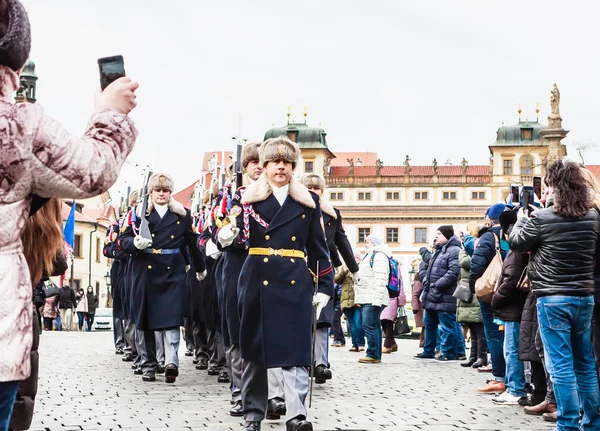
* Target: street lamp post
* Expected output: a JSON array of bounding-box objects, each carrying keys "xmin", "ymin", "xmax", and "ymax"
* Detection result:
[{"xmin": 104, "ymin": 271, "xmax": 112, "ymax": 307}]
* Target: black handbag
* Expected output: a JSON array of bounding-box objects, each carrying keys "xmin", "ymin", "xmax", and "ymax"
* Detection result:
[
  {"xmin": 393, "ymin": 306, "xmax": 411, "ymax": 336},
  {"xmin": 41, "ymin": 279, "xmax": 61, "ymax": 299},
  {"xmin": 453, "ymin": 280, "xmax": 473, "ymax": 303}
]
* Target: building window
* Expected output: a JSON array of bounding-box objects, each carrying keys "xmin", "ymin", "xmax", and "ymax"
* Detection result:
[
  {"xmin": 358, "ymin": 227, "xmax": 371, "ymax": 243},
  {"xmin": 287, "ymin": 131, "xmax": 297, "ymax": 142},
  {"xmin": 330, "ymin": 192, "xmax": 344, "ymax": 200},
  {"xmin": 95, "ymin": 281, "xmax": 100, "ymax": 296},
  {"xmin": 471, "ymin": 191, "xmax": 486, "ymax": 200},
  {"xmin": 304, "ymin": 161, "xmax": 314, "ymax": 173},
  {"xmin": 521, "ymin": 128, "xmax": 533, "ymax": 140},
  {"xmin": 358, "ymin": 192, "xmax": 372, "ymax": 201},
  {"xmin": 386, "ymin": 227, "xmax": 399, "ymax": 243},
  {"xmin": 72, "ymin": 279, "xmax": 81, "ymax": 291},
  {"xmin": 386, "ymin": 192, "xmax": 400, "ymax": 201},
  {"xmin": 503, "ymin": 159, "xmax": 513, "ymax": 175},
  {"xmin": 414, "ymin": 228, "xmax": 428, "ymax": 244},
  {"xmin": 95, "ymin": 237, "xmax": 101, "ymax": 263},
  {"xmin": 74, "ymin": 234, "xmax": 82, "ymax": 258},
  {"xmin": 442, "ymin": 191, "xmax": 457, "ymax": 200},
  {"xmin": 414, "ymin": 191, "xmax": 428, "ymax": 200},
  {"xmin": 520, "ymin": 155, "xmax": 533, "ymax": 176}
]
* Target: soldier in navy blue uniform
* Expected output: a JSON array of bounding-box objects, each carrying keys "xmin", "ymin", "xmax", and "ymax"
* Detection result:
[
  {"xmin": 103, "ymin": 220, "xmax": 126, "ymax": 354},
  {"xmin": 300, "ymin": 173, "xmax": 360, "ymax": 384},
  {"xmin": 218, "ymin": 137, "xmax": 333, "ymax": 431},
  {"xmin": 212, "ymin": 142, "xmax": 262, "ymax": 417},
  {"xmin": 120, "ymin": 173, "xmax": 206, "ymax": 383}
]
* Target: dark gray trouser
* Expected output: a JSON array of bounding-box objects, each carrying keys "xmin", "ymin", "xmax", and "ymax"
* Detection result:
[
  {"xmin": 193, "ymin": 320, "xmax": 210, "ymax": 361},
  {"xmin": 156, "ymin": 330, "xmax": 165, "ymax": 364},
  {"xmin": 592, "ymin": 304, "xmax": 600, "ymax": 384},
  {"xmin": 124, "ymin": 319, "xmax": 137, "ymax": 355},
  {"xmin": 208, "ymin": 328, "xmax": 226, "ymax": 370},
  {"xmin": 268, "ymin": 368, "xmax": 285, "ymax": 400},
  {"xmin": 227, "ymin": 344, "xmax": 243, "ymax": 402},
  {"xmin": 113, "ymin": 317, "xmax": 125, "ymax": 349},
  {"xmin": 535, "ymin": 327, "xmax": 555, "ymax": 404},
  {"xmin": 314, "ymin": 327, "xmax": 329, "ymax": 367},
  {"xmin": 138, "ymin": 329, "xmax": 158, "ymax": 374},
  {"xmin": 183, "ymin": 316, "xmax": 195, "ymax": 352},
  {"xmin": 242, "ymin": 362, "xmax": 308, "ymax": 422}
]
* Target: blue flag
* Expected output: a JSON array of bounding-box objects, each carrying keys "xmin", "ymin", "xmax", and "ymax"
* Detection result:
[{"xmin": 64, "ymin": 201, "xmax": 76, "ymax": 251}]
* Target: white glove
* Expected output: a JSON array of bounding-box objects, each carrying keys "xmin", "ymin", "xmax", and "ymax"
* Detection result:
[
  {"xmin": 334, "ymin": 265, "xmax": 342, "ymax": 274},
  {"xmin": 313, "ymin": 292, "xmax": 331, "ymax": 320},
  {"xmin": 218, "ymin": 225, "xmax": 239, "ymax": 247},
  {"xmin": 352, "ymin": 271, "xmax": 361, "ymax": 285},
  {"xmin": 206, "ymin": 239, "xmax": 222, "ymax": 259},
  {"xmin": 134, "ymin": 236, "xmax": 152, "ymax": 250},
  {"xmin": 185, "ymin": 265, "xmax": 190, "ymax": 273},
  {"xmin": 196, "ymin": 270, "xmax": 207, "ymax": 281}
]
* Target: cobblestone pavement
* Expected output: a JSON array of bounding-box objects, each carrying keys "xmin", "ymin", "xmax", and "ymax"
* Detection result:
[{"xmin": 30, "ymin": 331, "xmax": 553, "ymax": 431}]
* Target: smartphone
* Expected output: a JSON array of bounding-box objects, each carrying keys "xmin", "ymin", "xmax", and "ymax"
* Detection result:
[
  {"xmin": 98, "ymin": 55, "xmax": 125, "ymax": 90},
  {"xmin": 510, "ymin": 184, "xmax": 519, "ymax": 204},
  {"xmin": 520, "ymin": 186, "xmax": 535, "ymax": 214},
  {"xmin": 533, "ymin": 176, "xmax": 542, "ymax": 199}
]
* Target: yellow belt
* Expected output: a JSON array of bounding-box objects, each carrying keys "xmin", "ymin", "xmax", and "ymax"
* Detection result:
[{"xmin": 248, "ymin": 247, "xmax": 305, "ymax": 259}]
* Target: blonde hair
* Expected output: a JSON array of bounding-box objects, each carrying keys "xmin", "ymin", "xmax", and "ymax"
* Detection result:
[{"xmin": 466, "ymin": 221, "xmax": 479, "ymax": 236}]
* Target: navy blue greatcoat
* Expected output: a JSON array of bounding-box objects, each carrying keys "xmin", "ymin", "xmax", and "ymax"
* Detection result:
[
  {"xmin": 120, "ymin": 205, "xmax": 205, "ymax": 330},
  {"xmin": 231, "ymin": 175, "xmax": 333, "ymax": 368},
  {"xmin": 103, "ymin": 222, "xmax": 125, "ymax": 319},
  {"xmin": 318, "ymin": 202, "xmax": 360, "ymax": 327}
]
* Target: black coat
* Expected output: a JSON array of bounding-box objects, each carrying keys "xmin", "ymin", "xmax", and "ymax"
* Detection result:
[
  {"xmin": 422, "ymin": 236, "xmax": 461, "ymax": 312},
  {"xmin": 491, "ymin": 251, "xmax": 529, "ymax": 322},
  {"xmin": 231, "ymin": 177, "xmax": 333, "ymax": 368},
  {"xmin": 518, "ymin": 291, "xmax": 541, "ymax": 363},
  {"xmin": 58, "ymin": 286, "xmax": 77, "ymax": 309},
  {"xmin": 120, "ymin": 206, "xmax": 205, "ymax": 330},
  {"xmin": 317, "ymin": 204, "xmax": 359, "ymax": 327},
  {"xmin": 509, "ymin": 208, "xmax": 600, "ymax": 298},
  {"xmin": 103, "ymin": 222, "xmax": 125, "ymax": 318}
]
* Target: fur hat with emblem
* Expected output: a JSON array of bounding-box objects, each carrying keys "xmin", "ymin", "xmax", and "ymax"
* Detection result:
[
  {"xmin": 259, "ymin": 136, "xmax": 300, "ymax": 168},
  {"xmin": 241, "ymin": 142, "xmax": 261, "ymax": 169},
  {"xmin": 300, "ymin": 173, "xmax": 326, "ymax": 192},
  {"xmin": 148, "ymin": 173, "xmax": 174, "ymax": 192}
]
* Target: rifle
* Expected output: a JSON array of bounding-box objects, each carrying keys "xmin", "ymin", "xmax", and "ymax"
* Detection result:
[
  {"xmin": 232, "ymin": 139, "xmax": 243, "ymax": 191},
  {"xmin": 138, "ymin": 169, "xmax": 153, "ymax": 240},
  {"xmin": 309, "ymin": 261, "xmax": 319, "ymax": 408}
]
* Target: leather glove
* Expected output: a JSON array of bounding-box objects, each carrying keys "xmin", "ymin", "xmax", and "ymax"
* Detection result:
[
  {"xmin": 196, "ymin": 270, "xmax": 207, "ymax": 281},
  {"xmin": 352, "ymin": 271, "xmax": 361, "ymax": 285},
  {"xmin": 134, "ymin": 236, "xmax": 152, "ymax": 250},
  {"xmin": 412, "ymin": 309, "xmax": 419, "ymax": 315},
  {"xmin": 218, "ymin": 225, "xmax": 239, "ymax": 247},
  {"xmin": 313, "ymin": 292, "xmax": 331, "ymax": 320}
]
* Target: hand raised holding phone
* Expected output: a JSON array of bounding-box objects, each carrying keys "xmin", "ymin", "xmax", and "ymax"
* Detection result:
[{"xmin": 95, "ymin": 77, "xmax": 139, "ymax": 115}]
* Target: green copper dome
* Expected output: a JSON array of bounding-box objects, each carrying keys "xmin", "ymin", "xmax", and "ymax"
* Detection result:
[
  {"xmin": 264, "ymin": 121, "xmax": 329, "ymax": 149},
  {"xmin": 21, "ymin": 58, "xmax": 37, "ymax": 81},
  {"xmin": 493, "ymin": 120, "xmax": 546, "ymax": 146}
]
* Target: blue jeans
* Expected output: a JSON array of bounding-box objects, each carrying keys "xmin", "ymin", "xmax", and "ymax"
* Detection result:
[
  {"xmin": 361, "ymin": 305, "xmax": 382, "ymax": 360},
  {"xmin": 344, "ymin": 306, "xmax": 365, "ymax": 348},
  {"xmin": 0, "ymin": 381, "xmax": 19, "ymax": 431},
  {"xmin": 504, "ymin": 321, "xmax": 526, "ymax": 397},
  {"xmin": 423, "ymin": 309, "xmax": 457, "ymax": 358},
  {"xmin": 537, "ymin": 295, "xmax": 600, "ymax": 431},
  {"xmin": 454, "ymin": 322, "xmax": 466, "ymax": 357},
  {"xmin": 479, "ymin": 301, "xmax": 505, "ymax": 382}
]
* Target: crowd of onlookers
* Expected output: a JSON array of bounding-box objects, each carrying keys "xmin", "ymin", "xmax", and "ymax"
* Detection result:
[
  {"xmin": 331, "ymin": 160, "xmax": 600, "ymax": 431},
  {"xmin": 41, "ymin": 284, "xmax": 99, "ymax": 332}
]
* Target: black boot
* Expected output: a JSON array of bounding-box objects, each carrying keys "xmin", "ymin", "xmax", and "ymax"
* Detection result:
[
  {"xmin": 122, "ymin": 352, "xmax": 134, "ymax": 362},
  {"xmin": 196, "ymin": 358, "xmax": 208, "ymax": 370},
  {"xmin": 242, "ymin": 421, "xmax": 261, "ymax": 431},
  {"xmin": 266, "ymin": 397, "xmax": 286, "ymax": 420},
  {"xmin": 142, "ymin": 371, "xmax": 155, "ymax": 382},
  {"xmin": 229, "ymin": 400, "xmax": 243, "ymax": 417},
  {"xmin": 472, "ymin": 358, "xmax": 488, "ymax": 368},
  {"xmin": 218, "ymin": 371, "xmax": 230, "ymax": 383},
  {"xmin": 286, "ymin": 415, "xmax": 313, "ymax": 431},
  {"xmin": 165, "ymin": 364, "xmax": 178, "ymax": 383},
  {"xmin": 156, "ymin": 362, "xmax": 166, "ymax": 374},
  {"xmin": 461, "ymin": 356, "xmax": 477, "ymax": 367}
]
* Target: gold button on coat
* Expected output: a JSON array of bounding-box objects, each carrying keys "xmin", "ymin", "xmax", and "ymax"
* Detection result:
[
  {"xmin": 290, "ymin": 280, "xmax": 296, "ymax": 285},
  {"xmin": 290, "ymin": 258, "xmax": 295, "ymax": 263},
  {"xmin": 167, "ymin": 266, "xmax": 171, "ymax": 270},
  {"xmin": 177, "ymin": 221, "xmax": 180, "ymax": 224},
  {"xmin": 263, "ymin": 280, "xmax": 269, "ymax": 286},
  {"xmin": 171, "ymin": 235, "xmax": 175, "ymax": 239},
  {"xmin": 152, "ymin": 234, "xmax": 155, "ymax": 237},
  {"xmin": 263, "ymin": 258, "xmax": 269, "ymax": 263},
  {"xmin": 291, "ymin": 236, "xmax": 296, "ymax": 241},
  {"xmin": 302, "ymin": 214, "xmax": 306, "ymax": 219},
  {"xmin": 147, "ymin": 265, "xmax": 152, "ymax": 269},
  {"xmin": 265, "ymin": 235, "xmax": 270, "ymax": 240}
]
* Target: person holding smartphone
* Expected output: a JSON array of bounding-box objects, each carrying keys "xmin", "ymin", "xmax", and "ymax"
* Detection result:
[{"xmin": 0, "ymin": 0, "xmax": 139, "ymax": 427}]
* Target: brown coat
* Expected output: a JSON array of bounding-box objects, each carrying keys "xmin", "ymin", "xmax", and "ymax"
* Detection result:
[{"xmin": 411, "ymin": 279, "xmax": 424, "ymax": 328}]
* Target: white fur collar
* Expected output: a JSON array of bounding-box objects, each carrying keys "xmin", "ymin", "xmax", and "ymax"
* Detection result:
[
  {"xmin": 319, "ymin": 197, "xmax": 337, "ymax": 219},
  {"xmin": 138, "ymin": 197, "xmax": 187, "ymax": 218},
  {"xmin": 241, "ymin": 173, "xmax": 316, "ymax": 209}
]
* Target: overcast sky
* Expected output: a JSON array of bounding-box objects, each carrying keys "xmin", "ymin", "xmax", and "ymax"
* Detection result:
[{"xmin": 21, "ymin": 0, "xmax": 600, "ymax": 200}]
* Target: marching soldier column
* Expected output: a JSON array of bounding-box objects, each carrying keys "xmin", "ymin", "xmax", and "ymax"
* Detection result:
[{"xmin": 218, "ymin": 137, "xmax": 333, "ymax": 431}]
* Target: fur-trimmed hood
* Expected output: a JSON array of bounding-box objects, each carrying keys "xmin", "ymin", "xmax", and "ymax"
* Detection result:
[
  {"xmin": 319, "ymin": 196, "xmax": 337, "ymax": 219},
  {"xmin": 241, "ymin": 173, "xmax": 315, "ymax": 209},
  {"xmin": 137, "ymin": 196, "xmax": 187, "ymax": 218}
]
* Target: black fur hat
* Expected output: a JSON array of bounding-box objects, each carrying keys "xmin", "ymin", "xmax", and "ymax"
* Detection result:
[{"xmin": 0, "ymin": 0, "xmax": 31, "ymax": 71}]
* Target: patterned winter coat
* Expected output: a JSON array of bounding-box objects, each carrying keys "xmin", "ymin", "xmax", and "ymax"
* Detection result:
[{"xmin": 0, "ymin": 66, "xmax": 137, "ymax": 382}]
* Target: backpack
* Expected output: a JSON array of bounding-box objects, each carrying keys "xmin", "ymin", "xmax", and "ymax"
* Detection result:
[{"xmin": 369, "ymin": 252, "xmax": 402, "ymax": 298}]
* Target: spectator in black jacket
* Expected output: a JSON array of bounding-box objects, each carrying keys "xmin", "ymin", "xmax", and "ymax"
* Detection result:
[
  {"xmin": 58, "ymin": 284, "xmax": 77, "ymax": 332},
  {"xmin": 85, "ymin": 286, "xmax": 99, "ymax": 332},
  {"xmin": 509, "ymin": 160, "xmax": 600, "ymax": 430},
  {"xmin": 470, "ymin": 203, "xmax": 508, "ymax": 395}
]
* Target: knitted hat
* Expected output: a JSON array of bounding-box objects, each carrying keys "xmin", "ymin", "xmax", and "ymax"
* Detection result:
[
  {"xmin": 0, "ymin": 0, "xmax": 31, "ymax": 71},
  {"xmin": 437, "ymin": 225, "xmax": 454, "ymax": 240},
  {"xmin": 241, "ymin": 142, "xmax": 261, "ymax": 169},
  {"xmin": 260, "ymin": 136, "xmax": 300, "ymax": 167},
  {"xmin": 300, "ymin": 173, "xmax": 326, "ymax": 191},
  {"xmin": 499, "ymin": 209, "xmax": 518, "ymax": 234},
  {"xmin": 486, "ymin": 203, "xmax": 506, "ymax": 222},
  {"xmin": 366, "ymin": 234, "xmax": 383, "ymax": 247}
]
